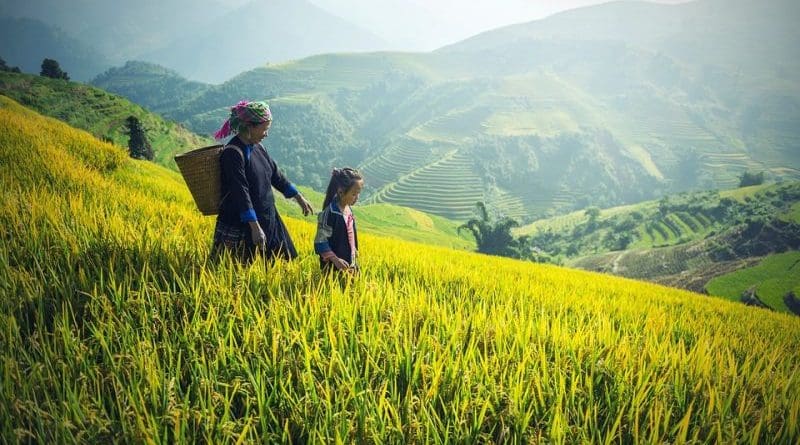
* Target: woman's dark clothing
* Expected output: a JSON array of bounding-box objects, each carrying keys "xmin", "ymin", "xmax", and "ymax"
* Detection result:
[{"xmin": 212, "ymin": 135, "xmax": 298, "ymax": 262}]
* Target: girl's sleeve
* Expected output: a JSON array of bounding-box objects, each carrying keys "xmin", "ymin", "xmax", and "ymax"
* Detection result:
[
  {"xmin": 314, "ymin": 210, "xmax": 336, "ymax": 260},
  {"xmin": 221, "ymin": 147, "xmax": 256, "ymax": 222}
]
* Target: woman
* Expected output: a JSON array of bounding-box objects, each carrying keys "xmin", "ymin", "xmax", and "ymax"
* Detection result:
[{"xmin": 211, "ymin": 100, "xmax": 313, "ymax": 263}]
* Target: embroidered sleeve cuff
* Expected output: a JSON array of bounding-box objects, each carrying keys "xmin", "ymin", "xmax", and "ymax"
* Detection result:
[
  {"xmin": 239, "ymin": 208, "xmax": 257, "ymax": 222},
  {"xmin": 283, "ymin": 184, "xmax": 299, "ymax": 199},
  {"xmin": 314, "ymin": 241, "xmax": 332, "ymax": 255}
]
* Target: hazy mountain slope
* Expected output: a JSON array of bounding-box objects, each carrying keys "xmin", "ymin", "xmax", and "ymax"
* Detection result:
[
  {"xmin": 0, "ymin": 17, "xmax": 110, "ymax": 81},
  {"xmin": 91, "ymin": 61, "xmax": 212, "ymax": 115},
  {"xmin": 0, "ymin": 0, "xmax": 238, "ymax": 64},
  {"xmin": 1, "ymin": 0, "xmax": 389, "ymax": 83},
  {"xmin": 133, "ymin": 0, "xmax": 388, "ymax": 83},
  {"xmin": 91, "ymin": 0, "xmax": 800, "ymax": 221}
]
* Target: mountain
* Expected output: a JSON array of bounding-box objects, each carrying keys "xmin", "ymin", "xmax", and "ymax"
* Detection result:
[
  {"xmin": 306, "ymin": 0, "xmax": 696, "ymax": 52},
  {"xmin": 0, "ymin": 17, "xmax": 110, "ymax": 81},
  {"xmin": 1, "ymin": 0, "xmax": 390, "ymax": 83},
  {"xmin": 1, "ymin": 94, "xmax": 798, "ymax": 443},
  {"xmin": 141, "ymin": 0, "xmax": 389, "ymax": 83},
  {"xmin": 91, "ymin": 61, "xmax": 212, "ymax": 115},
  {"xmin": 93, "ymin": 0, "xmax": 800, "ymax": 222},
  {"xmin": 0, "ymin": 0, "xmax": 241, "ymax": 65},
  {"xmin": 442, "ymin": 0, "xmax": 800, "ymax": 79}
]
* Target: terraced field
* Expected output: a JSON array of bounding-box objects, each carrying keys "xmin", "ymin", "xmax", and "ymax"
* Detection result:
[
  {"xmin": 488, "ymin": 188, "xmax": 528, "ymax": 220},
  {"xmin": 701, "ymin": 151, "xmax": 765, "ymax": 189},
  {"xmin": 638, "ymin": 208, "xmax": 723, "ymax": 247},
  {"xmin": 367, "ymin": 150, "xmax": 484, "ymax": 220},
  {"xmin": 408, "ymin": 107, "xmax": 486, "ymax": 143},
  {"xmin": 359, "ymin": 138, "xmax": 444, "ymax": 190}
]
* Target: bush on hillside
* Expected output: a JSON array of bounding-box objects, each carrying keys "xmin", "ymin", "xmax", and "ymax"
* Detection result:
[
  {"xmin": 125, "ymin": 116, "xmax": 154, "ymax": 161},
  {"xmin": 0, "ymin": 57, "xmax": 21, "ymax": 73},
  {"xmin": 40, "ymin": 58, "xmax": 69, "ymax": 81},
  {"xmin": 739, "ymin": 170, "xmax": 765, "ymax": 187}
]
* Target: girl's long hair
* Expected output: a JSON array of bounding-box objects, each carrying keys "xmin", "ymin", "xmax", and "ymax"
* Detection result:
[{"xmin": 323, "ymin": 167, "xmax": 363, "ymax": 209}]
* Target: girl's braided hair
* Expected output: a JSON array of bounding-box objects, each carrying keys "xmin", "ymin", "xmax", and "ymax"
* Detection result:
[{"xmin": 323, "ymin": 167, "xmax": 363, "ymax": 209}]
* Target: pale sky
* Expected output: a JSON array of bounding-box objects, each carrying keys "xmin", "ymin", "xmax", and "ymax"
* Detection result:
[{"xmin": 308, "ymin": 0, "xmax": 695, "ymax": 50}]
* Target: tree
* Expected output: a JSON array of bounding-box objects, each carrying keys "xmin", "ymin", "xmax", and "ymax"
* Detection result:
[
  {"xmin": 40, "ymin": 58, "xmax": 69, "ymax": 80},
  {"xmin": 125, "ymin": 116, "xmax": 154, "ymax": 160},
  {"xmin": 739, "ymin": 171, "xmax": 764, "ymax": 188},
  {"xmin": 0, "ymin": 57, "xmax": 21, "ymax": 73},
  {"xmin": 459, "ymin": 202, "xmax": 526, "ymax": 258}
]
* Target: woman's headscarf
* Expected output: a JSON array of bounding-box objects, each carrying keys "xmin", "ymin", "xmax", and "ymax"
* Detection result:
[{"xmin": 214, "ymin": 100, "xmax": 272, "ymax": 140}]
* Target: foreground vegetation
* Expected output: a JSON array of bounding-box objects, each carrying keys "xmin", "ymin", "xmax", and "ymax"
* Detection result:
[{"xmin": 2, "ymin": 96, "xmax": 800, "ymax": 443}]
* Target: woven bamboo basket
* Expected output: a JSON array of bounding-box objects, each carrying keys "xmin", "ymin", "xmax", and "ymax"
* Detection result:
[{"xmin": 174, "ymin": 144, "xmax": 224, "ymax": 215}]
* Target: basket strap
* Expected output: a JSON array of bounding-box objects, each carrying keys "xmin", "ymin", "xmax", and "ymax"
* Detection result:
[{"xmin": 223, "ymin": 144, "xmax": 245, "ymax": 162}]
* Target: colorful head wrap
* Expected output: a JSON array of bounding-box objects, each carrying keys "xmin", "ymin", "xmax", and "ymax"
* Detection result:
[{"xmin": 213, "ymin": 100, "xmax": 272, "ymax": 140}]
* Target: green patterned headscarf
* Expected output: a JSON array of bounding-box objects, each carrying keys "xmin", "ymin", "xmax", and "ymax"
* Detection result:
[{"xmin": 214, "ymin": 100, "xmax": 272, "ymax": 139}]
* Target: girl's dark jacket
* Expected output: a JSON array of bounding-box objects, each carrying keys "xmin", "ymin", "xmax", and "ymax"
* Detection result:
[{"xmin": 314, "ymin": 200, "xmax": 358, "ymax": 270}]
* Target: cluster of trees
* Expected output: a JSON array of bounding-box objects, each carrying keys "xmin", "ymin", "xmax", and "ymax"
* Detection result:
[
  {"xmin": 0, "ymin": 57, "xmax": 21, "ymax": 73},
  {"xmin": 40, "ymin": 58, "xmax": 69, "ymax": 80},
  {"xmin": 125, "ymin": 116, "xmax": 153, "ymax": 161},
  {"xmin": 739, "ymin": 170, "xmax": 765, "ymax": 187},
  {"xmin": 3, "ymin": 56, "xmax": 74, "ymax": 80}
]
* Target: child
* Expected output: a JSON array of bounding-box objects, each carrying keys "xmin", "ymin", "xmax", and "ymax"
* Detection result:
[{"xmin": 314, "ymin": 168, "xmax": 364, "ymax": 273}]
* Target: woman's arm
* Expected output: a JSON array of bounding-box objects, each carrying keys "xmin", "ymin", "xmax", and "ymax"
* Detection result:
[
  {"xmin": 263, "ymin": 146, "xmax": 313, "ymax": 216},
  {"xmin": 221, "ymin": 146, "xmax": 255, "ymax": 222}
]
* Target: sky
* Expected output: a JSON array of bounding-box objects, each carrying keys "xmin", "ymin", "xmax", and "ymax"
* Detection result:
[{"xmin": 308, "ymin": 0, "xmax": 695, "ymax": 51}]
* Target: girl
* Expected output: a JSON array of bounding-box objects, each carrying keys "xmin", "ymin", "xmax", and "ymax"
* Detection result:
[{"xmin": 314, "ymin": 168, "xmax": 364, "ymax": 273}]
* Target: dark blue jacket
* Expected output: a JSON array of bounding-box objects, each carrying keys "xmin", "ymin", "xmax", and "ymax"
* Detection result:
[
  {"xmin": 218, "ymin": 136, "xmax": 297, "ymax": 225},
  {"xmin": 314, "ymin": 201, "xmax": 358, "ymax": 270}
]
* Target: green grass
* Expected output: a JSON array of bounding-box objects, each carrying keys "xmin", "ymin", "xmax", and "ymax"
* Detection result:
[{"xmin": 705, "ymin": 251, "xmax": 800, "ymax": 313}]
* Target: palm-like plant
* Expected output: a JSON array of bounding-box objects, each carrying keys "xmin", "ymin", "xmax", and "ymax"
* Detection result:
[{"xmin": 459, "ymin": 202, "xmax": 525, "ymax": 258}]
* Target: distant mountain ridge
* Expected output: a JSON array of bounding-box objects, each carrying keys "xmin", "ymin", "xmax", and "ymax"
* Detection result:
[
  {"xmin": 93, "ymin": 0, "xmax": 800, "ymax": 222},
  {"xmin": 0, "ymin": 0, "xmax": 389, "ymax": 82},
  {"xmin": 0, "ymin": 17, "xmax": 110, "ymax": 81},
  {"xmin": 73, "ymin": 0, "xmax": 800, "ymax": 223}
]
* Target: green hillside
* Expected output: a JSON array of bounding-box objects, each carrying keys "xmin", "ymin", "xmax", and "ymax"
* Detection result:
[
  {"xmin": 3, "ymin": 86, "xmax": 800, "ymax": 444},
  {"xmin": 0, "ymin": 71, "xmax": 213, "ymax": 168},
  {"xmin": 0, "ymin": 72, "xmax": 473, "ymax": 250},
  {"xmin": 273, "ymin": 186, "xmax": 474, "ymax": 250},
  {"xmin": 93, "ymin": 0, "xmax": 800, "ymax": 222},
  {"xmin": 706, "ymin": 251, "xmax": 800, "ymax": 313},
  {"xmin": 515, "ymin": 182, "xmax": 800, "ymax": 312}
]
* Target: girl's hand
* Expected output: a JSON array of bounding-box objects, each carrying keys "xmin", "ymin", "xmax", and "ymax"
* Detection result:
[
  {"xmin": 332, "ymin": 257, "xmax": 350, "ymax": 271},
  {"xmin": 294, "ymin": 194, "xmax": 314, "ymax": 216}
]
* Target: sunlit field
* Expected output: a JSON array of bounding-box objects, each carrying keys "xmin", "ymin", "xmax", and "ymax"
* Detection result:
[{"xmin": 2, "ymin": 96, "xmax": 799, "ymax": 443}]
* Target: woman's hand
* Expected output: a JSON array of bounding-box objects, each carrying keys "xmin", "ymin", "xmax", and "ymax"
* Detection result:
[
  {"xmin": 249, "ymin": 221, "xmax": 266, "ymax": 249},
  {"xmin": 294, "ymin": 194, "xmax": 314, "ymax": 216}
]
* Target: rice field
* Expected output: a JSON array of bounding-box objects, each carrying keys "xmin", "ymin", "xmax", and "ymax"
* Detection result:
[{"xmin": 2, "ymin": 96, "xmax": 800, "ymax": 443}]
